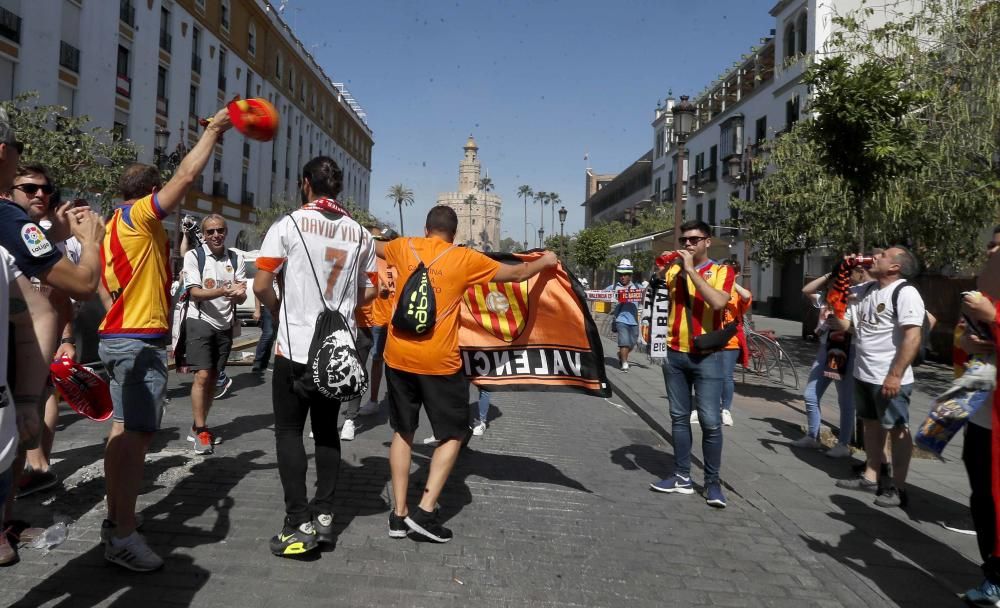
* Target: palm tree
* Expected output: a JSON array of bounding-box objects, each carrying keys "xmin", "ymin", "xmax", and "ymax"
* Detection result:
[
  {"xmin": 548, "ymin": 192, "xmax": 561, "ymax": 237},
  {"xmin": 386, "ymin": 184, "xmax": 414, "ymax": 235},
  {"xmin": 464, "ymin": 193, "xmax": 477, "ymax": 247},
  {"xmin": 517, "ymin": 185, "xmax": 533, "ymax": 250},
  {"xmin": 478, "ymin": 176, "xmax": 494, "ymax": 192},
  {"xmin": 534, "ymin": 191, "xmax": 547, "ymax": 247},
  {"xmin": 477, "ymin": 177, "xmax": 493, "ymax": 249}
]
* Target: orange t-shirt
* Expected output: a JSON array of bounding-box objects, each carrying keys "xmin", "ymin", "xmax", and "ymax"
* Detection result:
[
  {"xmin": 383, "ymin": 237, "xmax": 500, "ymax": 374},
  {"xmin": 723, "ymin": 289, "xmax": 752, "ymax": 350},
  {"xmin": 371, "ymin": 258, "xmax": 395, "ymax": 327}
]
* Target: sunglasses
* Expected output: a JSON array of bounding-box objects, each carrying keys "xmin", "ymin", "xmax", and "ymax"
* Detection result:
[
  {"xmin": 14, "ymin": 183, "xmax": 54, "ymax": 196},
  {"xmin": 679, "ymin": 236, "xmax": 708, "ymax": 245},
  {"xmin": 5, "ymin": 141, "xmax": 23, "ymax": 154},
  {"xmin": 204, "ymin": 228, "xmax": 226, "ymax": 235}
]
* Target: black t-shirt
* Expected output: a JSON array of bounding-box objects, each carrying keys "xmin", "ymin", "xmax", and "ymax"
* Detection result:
[{"xmin": 0, "ymin": 199, "xmax": 62, "ymax": 278}]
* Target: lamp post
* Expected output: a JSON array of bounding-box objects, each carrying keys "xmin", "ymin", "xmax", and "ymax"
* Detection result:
[
  {"xmin": 537, "ymin": 227, "xmax": 544, "ymax": 249},
  {"xmin": 154, "ymin": 127, "xmax": 188, "ymax": 271},
  {"xmin": 671, "ymin": 95, "xmax": 696, "ymax": 248},
  {"xmin": 558, "ymin": 205, "xmax": 567, "ymax": 259}
]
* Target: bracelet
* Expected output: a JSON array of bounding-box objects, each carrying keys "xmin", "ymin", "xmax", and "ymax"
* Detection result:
[{"xmin": 60, "ymin": 337, "xmax": 76, "ymax": 345}]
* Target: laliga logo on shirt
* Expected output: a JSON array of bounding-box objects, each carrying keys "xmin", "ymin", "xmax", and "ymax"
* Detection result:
[{"xmin": 21, "ymin": 224, "xmax": 53, "ymax": 258}]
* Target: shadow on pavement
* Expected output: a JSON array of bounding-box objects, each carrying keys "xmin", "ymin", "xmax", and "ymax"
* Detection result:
[
  {"xmin": 8, "ymin": 450, "xmax": 272, "ymax": 608},
  {"xmin": 802, "ymin": 494, "xmax": 977, "ymax": 607},
  {"xmin": 609, "ymin": 443, "xmax": 676, "ymax": 480}
]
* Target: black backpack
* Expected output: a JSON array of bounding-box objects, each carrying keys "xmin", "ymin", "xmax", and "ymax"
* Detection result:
[
  {"xmin": 889, "ymin": 281, "xmax": 932, "ymax": 366},
  {"xmin": 288, "ymin": 215, "xmax": 368, "ymax": 402},
  {"xmin": 391, "ymin": 239, "xmax": 455, "ymax": 335}
]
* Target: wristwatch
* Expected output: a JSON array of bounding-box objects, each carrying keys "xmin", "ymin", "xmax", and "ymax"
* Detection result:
[{"xmin": 60, "ymin": 337, "xmax": 76, "ymax": 345}]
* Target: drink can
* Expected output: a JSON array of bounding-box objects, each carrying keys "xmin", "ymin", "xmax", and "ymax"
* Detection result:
[{"xmin": 655, "ymin": 251, "xmax": 681, "ymax": 268}]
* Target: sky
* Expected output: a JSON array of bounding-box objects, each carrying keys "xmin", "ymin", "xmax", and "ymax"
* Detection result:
[{"xmin": 290, "ymin": 0, "xmax": 776, "ymax": 242}]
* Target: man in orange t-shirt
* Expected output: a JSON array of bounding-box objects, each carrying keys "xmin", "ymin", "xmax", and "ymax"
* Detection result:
[{"xmin": 375, "ymin": 206, "xmax": 557, "ymax": 543}]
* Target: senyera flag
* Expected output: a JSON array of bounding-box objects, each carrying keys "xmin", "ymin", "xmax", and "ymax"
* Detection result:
[
  {"xmin": 49, "ymin": 357, "xmax": 113, "ymax": 421},
  {"xmin": 458, "ymin": 252, "xmax": 611, "ymax": 397}
]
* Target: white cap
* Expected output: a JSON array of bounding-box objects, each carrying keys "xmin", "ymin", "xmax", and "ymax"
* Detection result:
[{"xmin": 616, "ymin": 259, "xmax": 634, "ymax": 273}]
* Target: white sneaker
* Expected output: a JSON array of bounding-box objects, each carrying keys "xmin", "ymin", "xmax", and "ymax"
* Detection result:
[
  {"xmin": 790, "ymin": 436, "xmax": 822, "ymax": 449},
  {"xmin": 422, "ymin": 435, "xmax": 440, "ymax": 445},
  {"xmin": 826, "ymin": 444, "xmax": 852, "ymax": 458},
  {"xmin": 721, "ymin": 410, "xmax": 734, "ymax": 427},
  {"xmin": 358, "ymin": 400, "xmax": 380, "ymax": 416},
  {"xmin": 340, "ymin": 419, "xmax": 356, "ymax": 441},
  {"xmin": 690, "ymin": 411, "xmax": 699, "ymax": 425},
  {"xmin": 621, "ymin": 361, "xmax": 629, "ymax": 372},
  {"xmin": 104, "ymin": 531, "xmax": 164, "ymax": 572},
  {"xmin": 472, "ymin": 421, "xmax": 487, "ymax": 436}
]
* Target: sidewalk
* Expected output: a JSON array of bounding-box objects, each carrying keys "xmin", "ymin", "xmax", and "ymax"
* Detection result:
[{"xmin": 600, "ymin": 313, "xmax": 983, "ymax": 607}]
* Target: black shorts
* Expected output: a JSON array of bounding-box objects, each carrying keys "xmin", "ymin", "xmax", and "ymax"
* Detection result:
[
  {"xmin": 386, "ymin": 366, "xmax": 470, "ymax": 440},
  {"xmin": 184, "ymin": 318, "xmax": 233, "ymax": 372}
]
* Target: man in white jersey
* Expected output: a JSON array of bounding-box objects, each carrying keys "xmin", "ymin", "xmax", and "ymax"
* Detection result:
[
  {"xmin": 0, "ymin": 247, "xmax": 22, "ymax": 564},
  {"xmin": 832, "ymin": 246, "xmax": 925, "ymax": 509},
  {"xmin": 254, "ymin": 156, "xmax": 376, "ymax": 557}
]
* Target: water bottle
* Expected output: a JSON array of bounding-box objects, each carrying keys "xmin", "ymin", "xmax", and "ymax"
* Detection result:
[{"xmin": 30, "ymin": 522, "xmax": 67, "ymax": 551}]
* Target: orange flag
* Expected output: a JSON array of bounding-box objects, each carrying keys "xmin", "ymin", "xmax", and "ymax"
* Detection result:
[{"xmin": 458, "ymin": 252, "xmax": 611, "ymax": 397}]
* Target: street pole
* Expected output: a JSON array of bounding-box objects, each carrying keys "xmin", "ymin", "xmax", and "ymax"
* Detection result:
[{"xmin": 670, "ymin": 96, "xmax": 696, "ymax": 249}]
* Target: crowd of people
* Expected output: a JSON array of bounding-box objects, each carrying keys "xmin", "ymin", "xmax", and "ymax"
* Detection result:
[{"xmin": 0, "ymin": 104, "xmax": 559, "ymax": 569}]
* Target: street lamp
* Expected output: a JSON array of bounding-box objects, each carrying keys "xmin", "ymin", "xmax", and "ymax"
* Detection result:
[
  {"xmin": 558, "ymin": 205, "xmax": 567, "ymax": 259},
  {"xmin": 537, "ymin": 227, "xmax": 544, "ymax": 249},
  {"xmin": 671, "ymin": 95, "xmax": 696, "ymax": 248}
]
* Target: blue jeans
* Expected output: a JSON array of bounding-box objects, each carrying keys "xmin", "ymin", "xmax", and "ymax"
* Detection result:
[
  {"xmin": 720, "ymin": 348, "xmax": 740, "ymax": 412},
  {"xmin": 471, "ymin": 388, "xmax": 490, "ymax": 423},
  {"xmin": 662, "ymin": 349, "xmax": 724, "ymax": 484},
  {"xmin": 99, "ymin": 338, "xmax": 168, "ymax": 433},
  {"xmin": 802, "ymin": 343, "xmax": 855, "ymax": 443},
  {"xmin": 253, "ymin": 306, "xmax": 276, "ymax": 371}
]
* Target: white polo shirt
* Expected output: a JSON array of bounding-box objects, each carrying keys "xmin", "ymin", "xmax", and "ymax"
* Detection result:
[{"xmin": 181, "ymin": 244, "xmax": 247, "ymax": 331}]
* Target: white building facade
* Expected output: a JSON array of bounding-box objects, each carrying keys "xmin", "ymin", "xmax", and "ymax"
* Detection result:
[{"xmin": 0, "ymin": 0, "xmax": 373, "ymax": 249}]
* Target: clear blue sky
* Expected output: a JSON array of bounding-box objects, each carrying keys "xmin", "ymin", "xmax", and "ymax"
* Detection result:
[{"xmin": 291, "ymin": 0, "xmax": 775, "ymax": 240}]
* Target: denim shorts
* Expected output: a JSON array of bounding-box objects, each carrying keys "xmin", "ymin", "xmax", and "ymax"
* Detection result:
[
  {"xmin": 99, "ymin": 338, "xmax": 168, "ymax": 433},
  {"xmin": 616, "ymin": 322, "xmax": 639, "ymax": 348},
  {"xmin": 370, "ymin": 325, "xmax": 387, "ymax": 360},
  {"xmin": 854, "ymin": 379, "xmax": 912, "ymax": 429}
]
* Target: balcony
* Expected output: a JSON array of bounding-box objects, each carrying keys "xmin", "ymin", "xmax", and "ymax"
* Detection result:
[
  {"xmin": 156, "ymin": 96, "xmax": 169, "ymax": 117},
  {"xmin": 59, "ymin": 41, "xmax": 80, "ymax": 73},
  {"xmin": 191, "ymin": 54, "xmax": 202, "ymax": 74},
  {"xmin": 662, "ymin": 186, "xmax": 674, "ymax": 203},
  {"xmin": 241, "ymin": 191, "xmax": 254, "ymax": 206},
  {"xmin": 217, "ymin": 74, "xmax": 227, "ymax": 92},
  {"xmin": 119, "ymin": 1, "xmax": 135, "ymax": 27},
  {"xmin": 212, "ymin": 181, "xmax": 228, "ymax": 198},
  {"xmin": 0, "ymin": 7, "xmax": 21, "ymax": 44},
  {"xmin": 116, "ymin": 74, "xmax": 131, "ymax": 98},
  {"xmin": 690, "ymin": 164, "xmax": 718, "ymax": 192},
  {"xmin": 159, "ymin": 30, "xmax": 172, "ymax": 53},
  {"xmin": 188, "ymin": 114, "xmax": 199, "ymax": 130}
]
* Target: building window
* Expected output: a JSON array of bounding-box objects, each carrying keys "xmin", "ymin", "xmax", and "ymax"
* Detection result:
[
  {"xmin": 655, "ymin": 129, "xmax": 664, "ymax": 159},
  {"xmin": 119, "ymin": 0, "xmax": 135, "ymax": 28},
  {"xmin": 218, "ymin": 48, "xmax": 227, "ymax": 91},
  {"xmin": 58, "ymin": 83, "xmax": 76, "ymax": 116},
  {"xmin": 159, "ymin": 8, "xmax": 172, "ymax": 53},
  {"xmin": 59, "ymin": 41, "xmax": 80, "ymax": 73},
  {"xmin": 785, "ymin": 95, "xmax": 800, "ymax": 130},
  {"xmin": 287, "ymin": 67, "xmax": 293, "ymax": 90},
  {"xmin": 797, "ymin": 11, "xmax": 808, "ymax": 55},
  {"xmin": 156, "ymin": 66, "xmax": 169, "ymax": 116},
  {"xmin": 784, "ymin": 22, "xmax": 796, "ymax": 61},
  {"xmin": 189, "ymin": 85, "xmax": 198, "ymax": 119},
  {"xmin": 248, "ymin": 22, "xmax": 256, "ymax": 56},
  {"xmin": 220, "ymin": 0, "xmax": 230, "ymax": 30},
  {"xmin": 694, "ymin": 152, "xmax": 705, "ymax": 174},
  {"xmin": 653, "ymin": 177, "xmax": 661, "ymax": 202},
  {"xmin": 116, "ymin": 45, "xmax": 131, "ymax": 97},
  {"xmin": 274, "ymin": 51, "xmax": 281, "ymax": 78},
  {"xmin": 191, "ymin": 27, "xmax": 201, "ymax": 74},
  {"xmin": 696, "ymin": 203, "xmax": 703, "ymax": 222},
  {"xmin": 708, "ymin": 199, "xmax": 716, "ymax": 228},
  {"xmin": 755, "ymin": 115, "xmax": 767, "ymax": 145},
  {"xmin": 195, "ymin": 0, "xmax": 205, "ymax": 9},
  {"xmin": 709, "ymin": 145, "xmax": 717, "ymax": 172},
  {"xmin": 245, "ymin": 70, "xmax": 253, "ymax": 100}
]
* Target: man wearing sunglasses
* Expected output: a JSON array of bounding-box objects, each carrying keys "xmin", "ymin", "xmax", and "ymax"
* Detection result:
[
  {"xmin": 648, "ymin": 220, "xmax": 736, "ymax": 509},
  {"xmin": 180, "ymin": 214, "xmax": 246, "ymax": 454},
  {"xmin": 9, "ymin": 165, "xmax": 84, "ymax": 503}
]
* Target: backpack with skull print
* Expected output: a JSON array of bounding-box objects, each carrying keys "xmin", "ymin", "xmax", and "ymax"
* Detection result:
[{"xmin": 287, "ymin": 215, "xmax": 368, "ymax": 402}]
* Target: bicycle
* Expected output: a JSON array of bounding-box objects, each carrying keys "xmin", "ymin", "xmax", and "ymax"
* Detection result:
[{"xmin": 742, "ymin": 324, "xmax": 800, "ymax": 389}]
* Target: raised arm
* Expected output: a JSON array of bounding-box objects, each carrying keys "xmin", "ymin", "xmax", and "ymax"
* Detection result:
[
  {"xmin": 155, "ymin": 107, "xmax": 233, "ymax": 216},
  {"xmin": 493, "ymin": 251, "xmax": 559, "ymax": 283}
]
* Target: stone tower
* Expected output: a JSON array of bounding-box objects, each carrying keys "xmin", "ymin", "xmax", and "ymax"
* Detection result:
[{"xmin": 436, "ymin": 136, "xmax": 502, "ymax": 251}]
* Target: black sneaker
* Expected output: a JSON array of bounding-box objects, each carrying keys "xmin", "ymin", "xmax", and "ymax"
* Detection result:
[
  {"xmin": 404, "ymin": 506, "xmax": 453, "ymax": 543},
  {"xmin": 388, "ymin": 512, "xmax": 408, "ymax": 539},
  {"xmin": 314, "ymin": 513, "xmax": 335, "ymax": 545},
  {"xmin": 835, "ymin": 476, "xmax": 879, "ymax": 493},
  {"xmin": 269, "ymin": 521, "xmax": 318, "ymax": 556},
  {"xmin": 874, "ymin": 486, "xmax": 909, "ymax": 509}
]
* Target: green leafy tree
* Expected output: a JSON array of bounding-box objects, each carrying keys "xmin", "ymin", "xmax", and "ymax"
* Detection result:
[
  {"xmin": 573, "ymin": 224, "xmax": 614, "ymax": 285},
  {"xmin": 498, "ymin": 236, "xmax": 521, "ymax": 253},
  {"xmin": 252, "ymin": 196, "xmax": 296, "ymax": 244},
  {"xmin": 736, "ymin": 0, "xmax": 1000, "ymax": 272},
  {"xmin": 544, "ymin": 234, "xmax": 572, "ymax": 261},
  {"xmin": 342, "ymin": 195, "xmax": 378, "ymax": 227},
  {"xmin": 386, "ymin": 184, "xmax": 414, "ymax": 236},
  {"xmin": 2, "ymin": 92, "xmax": 138, "ymax": 214}
]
